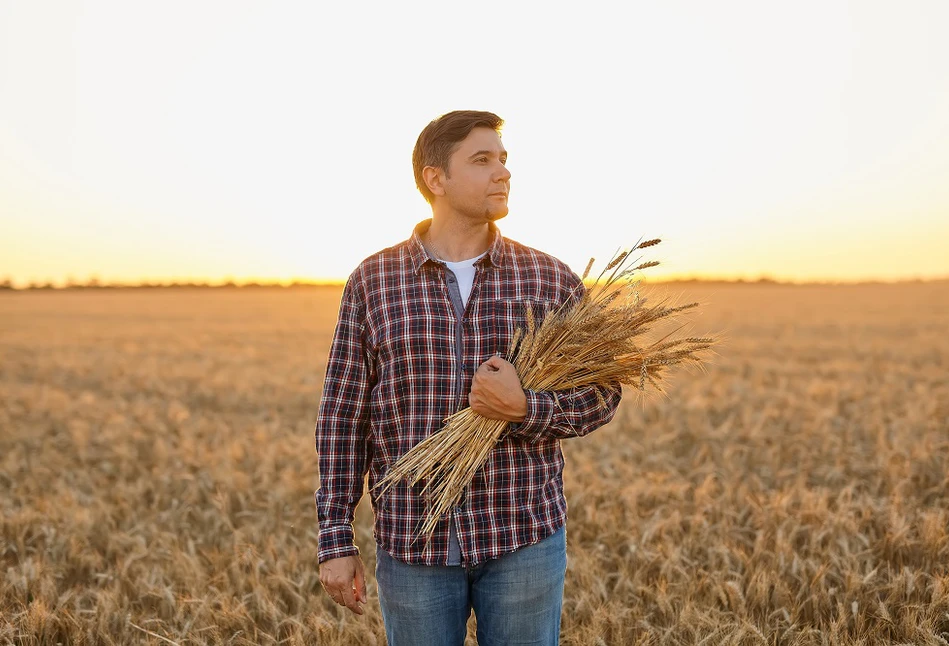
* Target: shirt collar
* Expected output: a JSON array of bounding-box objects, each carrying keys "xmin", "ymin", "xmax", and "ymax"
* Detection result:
[{"xmin": 409, "ymin": 219, "xmax": 506, "ymax": 275}]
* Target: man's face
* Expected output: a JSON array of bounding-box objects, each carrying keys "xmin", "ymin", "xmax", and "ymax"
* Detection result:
[{"xmin": 438, "ymin": 127, "xmax": 511, "ymax": 223}]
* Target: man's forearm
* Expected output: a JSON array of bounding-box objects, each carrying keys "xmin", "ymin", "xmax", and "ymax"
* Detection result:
[{"xmin": 505, "ymin": 383, "xmax": 622, "ymax": 442}]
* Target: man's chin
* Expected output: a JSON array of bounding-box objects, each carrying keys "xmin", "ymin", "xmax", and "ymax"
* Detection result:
[{"xmin": 485, "ymin": 209, "xmax": 509, "ymax": 222}]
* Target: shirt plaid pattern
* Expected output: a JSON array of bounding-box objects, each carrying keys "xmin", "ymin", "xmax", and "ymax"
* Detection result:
[{"xmin": 315, "ymin": 219, "xmax": 622, "ymax": 566}]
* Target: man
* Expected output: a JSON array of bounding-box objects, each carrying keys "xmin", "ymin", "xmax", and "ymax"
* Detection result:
[{"xmin": 315, "ymin": 110, "xmax": 621, "ymax": 645}]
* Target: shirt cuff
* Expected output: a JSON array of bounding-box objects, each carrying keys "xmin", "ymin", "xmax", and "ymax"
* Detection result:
[
  {"xmin": 318, "ymin": 525, "xmax": 360, "ymax": 564},
  {"xmin": 507, "ymin": 389, "xmax": 554, "ymax": 441}
]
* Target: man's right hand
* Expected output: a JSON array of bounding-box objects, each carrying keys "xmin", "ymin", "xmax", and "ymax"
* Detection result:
[{"xmin": 319, "ymin": 555, "xmax": 367, "ymax": 615}]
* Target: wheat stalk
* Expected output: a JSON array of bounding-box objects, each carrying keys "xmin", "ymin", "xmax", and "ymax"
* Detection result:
[{"xmin": 375, "ymin": 238, "xmax": 718, "ymax": 538}]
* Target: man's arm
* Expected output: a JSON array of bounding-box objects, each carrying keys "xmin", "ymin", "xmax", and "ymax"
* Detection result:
[
  {"xmin": 507, "ymin": 383, "xmax": 622, "ymax": 442},
  {"xmin": 469, "ymin": 356, "xmax": 621, "ymax": 442},
  {"xmin": 314, "ymin": 272, "xmax": 374, "ymax": 565}
]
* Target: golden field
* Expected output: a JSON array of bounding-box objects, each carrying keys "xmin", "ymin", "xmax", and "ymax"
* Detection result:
[{"xmin": 1, "ymin": 282, "xmax": 948, "ymax": 645}]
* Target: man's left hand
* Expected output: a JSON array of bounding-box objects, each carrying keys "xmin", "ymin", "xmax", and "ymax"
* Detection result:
[{"xmin": 469, "ymin": 356, "xmax": 528, "ymax": 422}]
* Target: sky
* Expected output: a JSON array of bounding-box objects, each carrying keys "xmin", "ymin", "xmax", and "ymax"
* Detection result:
[{"xmin": 1, "ymin": 0, "xmax": 948, "ymax": 287}]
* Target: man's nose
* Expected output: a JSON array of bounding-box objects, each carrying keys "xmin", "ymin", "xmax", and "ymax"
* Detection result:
[{"xmin": 495, "ymin": 162, "xmax": 511, "ymax": 183}]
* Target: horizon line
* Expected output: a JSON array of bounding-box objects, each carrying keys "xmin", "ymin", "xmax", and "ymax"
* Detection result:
[{"xmin": 3, "ymin": 274, "xmax": 949, "ymax": 291}]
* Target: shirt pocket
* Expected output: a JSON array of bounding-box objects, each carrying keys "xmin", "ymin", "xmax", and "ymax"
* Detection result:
[{"xmin": 493, "ymin": 298, "xmax": 561, "ymax": 362}]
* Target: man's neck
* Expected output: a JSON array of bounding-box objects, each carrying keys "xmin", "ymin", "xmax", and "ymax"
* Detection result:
[{"xmin": 427, "ymin": 218, "xmax": 493, "ymax": 262}]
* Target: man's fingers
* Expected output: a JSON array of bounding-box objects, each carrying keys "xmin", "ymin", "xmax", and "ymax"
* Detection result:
[
  {"xmin": 476, "ymin": 360, "xmax": 502, "ymax": 378},
  {"xmin": 354, "ymin": 559, "xmax": 367, "ymax": 603},
  {"xmin": 485, "ymin": 355, "xmax": 504, "ymax": 370},
  {"xmin": 339, "ymin": 583, "xmax": 363, "ymax": 615},
  {"xmin": 323, "ymin": 581, "xmax": 343, "ymax": 603}
]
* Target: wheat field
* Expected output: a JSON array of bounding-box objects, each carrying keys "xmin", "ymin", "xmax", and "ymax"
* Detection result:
[{"xmin": 1, "ymin": 282, "xmax": 948, "ymax": 645}]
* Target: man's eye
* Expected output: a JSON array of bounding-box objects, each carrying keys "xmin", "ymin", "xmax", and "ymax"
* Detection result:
[{"xmin": 475, "ymin": 157, "xmax": 487, "ymax": 163}]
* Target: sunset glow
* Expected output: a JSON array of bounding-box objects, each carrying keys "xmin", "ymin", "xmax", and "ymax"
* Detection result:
[{"xmin": 2, "ymin": 1, "xmax": 948, "ymax": 287}]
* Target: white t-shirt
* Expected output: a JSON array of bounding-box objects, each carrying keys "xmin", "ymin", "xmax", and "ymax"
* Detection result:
[{"xmin": 444, "ymin": 252, "xmax": 487, "ymax": 307}]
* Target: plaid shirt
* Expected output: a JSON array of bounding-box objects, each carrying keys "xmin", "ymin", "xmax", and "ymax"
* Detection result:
[{"xmin": 315, "ymin": 219, "xmax": 621, "ymax": 566}]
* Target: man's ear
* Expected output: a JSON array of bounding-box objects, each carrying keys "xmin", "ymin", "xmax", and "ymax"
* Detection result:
[{"xmin": 422, "ymin": 166, "xmax": 446, "ymax": 198}]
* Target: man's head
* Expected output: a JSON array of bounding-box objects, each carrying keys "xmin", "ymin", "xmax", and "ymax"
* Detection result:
[
  {"xmin": 413, "ymin": 110, "xmax": 511, "ymax": 223},
  {"xmin": 413, "ymin": 110, "xmax": 505, "ymax": 204}
]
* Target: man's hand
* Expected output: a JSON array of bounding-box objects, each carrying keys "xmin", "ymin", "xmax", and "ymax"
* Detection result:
[
  {"xmin": 319, "ymin": 555, "xmax": 367, "ymax": 615},
  {"xmin": 469, "ymin": 356, "xmax": 528, "ymax": 422}
]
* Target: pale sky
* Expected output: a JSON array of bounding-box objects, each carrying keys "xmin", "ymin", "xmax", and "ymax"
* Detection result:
[{"xmin": 2, "ymin": 0, "xmax": 948, "ymax": 287}]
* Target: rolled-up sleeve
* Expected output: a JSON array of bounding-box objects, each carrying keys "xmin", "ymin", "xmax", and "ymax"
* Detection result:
[
  {"xmin": 506, "ymin": 383, "xmax": 621, "ymax": 442},
  {"xmin": 314, "ymin": 271, "xmax": 375, "ymax": 564}
]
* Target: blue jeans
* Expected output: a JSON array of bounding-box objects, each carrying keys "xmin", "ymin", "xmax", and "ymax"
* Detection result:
[{"xmin": 375, "ymin": 526, "xmax": 567, "ymax": 646}]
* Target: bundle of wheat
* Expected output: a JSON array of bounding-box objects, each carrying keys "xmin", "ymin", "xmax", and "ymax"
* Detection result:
[{"xmin": 375, "ymin": 239, "xmax": 717, "ymax": 538}]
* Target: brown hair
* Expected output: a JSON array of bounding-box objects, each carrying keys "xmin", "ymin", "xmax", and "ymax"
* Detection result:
[{"xmin": 412, "ymin": 110, "xmax": 504, "ymax": 204}]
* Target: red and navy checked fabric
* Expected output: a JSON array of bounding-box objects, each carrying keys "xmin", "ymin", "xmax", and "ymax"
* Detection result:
[{"xmin": 315, "ymin": 219, "xmax": 622, "ymax": 566}]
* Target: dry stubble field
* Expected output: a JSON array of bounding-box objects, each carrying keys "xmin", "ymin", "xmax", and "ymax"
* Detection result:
[{"xmin": 1, "ymin": 282, "xmax": 948, "ymax": 645}]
